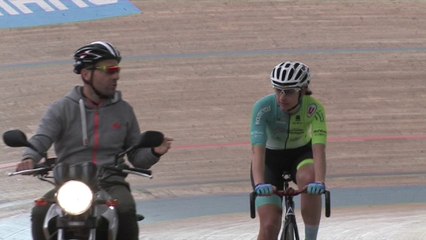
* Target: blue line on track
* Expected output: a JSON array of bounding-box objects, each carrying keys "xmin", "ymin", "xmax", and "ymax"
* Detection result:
[{"xmin": 2, "ymin": 47, "xmax": 426, "ymax": 70}]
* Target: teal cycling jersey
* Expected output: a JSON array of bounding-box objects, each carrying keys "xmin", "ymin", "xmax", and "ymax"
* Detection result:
[{"xmin": 250, "ymin": 94, "xmax": 327, "ymax": 149}]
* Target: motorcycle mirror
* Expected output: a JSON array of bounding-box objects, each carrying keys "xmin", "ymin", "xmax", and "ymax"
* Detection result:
[
  {"xmin": 138, "ymin": 131, "xmax": 164, "ymax": 148},
  {"xmin": 3, "ymin": 129, "xmax": 32, "ymax": 148},
  {"xmin": 115, "ymin": 131, "xmax": 165, "ymax": 161},
  {"xmin": 2, "ymin": 129, "xmax": 47, "ymax": 159}
]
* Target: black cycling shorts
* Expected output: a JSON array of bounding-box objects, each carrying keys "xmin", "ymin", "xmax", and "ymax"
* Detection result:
[{"xmin": 251, "ymin": 142, "xmax": 312, "ymax": 190}]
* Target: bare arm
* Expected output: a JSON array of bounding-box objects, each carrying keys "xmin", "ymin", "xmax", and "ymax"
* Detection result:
[
  {"xmin": 251, "ymin": 145, "xmax": 266, "ymax": 186},
  {"xmin": 312, "ymin": 143, "xmax": 326, "ymax": 183}
]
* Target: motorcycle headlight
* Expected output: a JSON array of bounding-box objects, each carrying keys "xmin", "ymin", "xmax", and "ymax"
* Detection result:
[{"xmin": 57, "ymin": 180, "xmax": 93, "ymax": 215}]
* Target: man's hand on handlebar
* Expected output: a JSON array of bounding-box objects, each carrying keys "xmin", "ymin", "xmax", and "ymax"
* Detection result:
[{"xmin": 16, "ymin": 159, "xmax": 35, "ymax": 174}]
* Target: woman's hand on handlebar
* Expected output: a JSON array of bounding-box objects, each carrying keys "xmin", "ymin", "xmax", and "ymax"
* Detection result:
[
  {"xmin": 255, "ymin": 183, "xmax": 275, "ymax": 196},
  {"xmin": 307, "ymin": 182, "xmax": 326, "ymax": 195},
  {"xmin": 16, "ymin": 159, "xmax": 35, "ymax": 173}
]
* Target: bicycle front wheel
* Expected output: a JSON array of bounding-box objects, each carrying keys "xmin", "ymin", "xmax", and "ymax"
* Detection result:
[{"xmin": 280, "ymin": 219, "xmax": 299, "ymax": 240}]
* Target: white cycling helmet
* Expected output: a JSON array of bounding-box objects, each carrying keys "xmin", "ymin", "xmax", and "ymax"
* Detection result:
[{"xmin": 270, "ymin": 61, "xmax": 311, "ymax": 89}]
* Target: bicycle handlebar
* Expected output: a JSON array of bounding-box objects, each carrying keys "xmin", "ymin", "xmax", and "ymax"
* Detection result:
[
  {"xmin": 249, "ymin": 188, "xmax": 331, "ymax": 219},
  {"xmin": 274, "ymin": 186, "xmax": 307, "ymax": 197}
]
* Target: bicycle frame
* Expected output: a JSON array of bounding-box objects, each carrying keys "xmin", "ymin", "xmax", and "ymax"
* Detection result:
[
  {"xmin": 249, "ymin": 172, "xmax": 331, "ymax": 240},
  {"xmin": 279, "ymin": 173, "xmax": 300, "ymax": 240}
]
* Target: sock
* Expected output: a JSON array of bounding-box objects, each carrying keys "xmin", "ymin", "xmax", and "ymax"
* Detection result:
[{"xmin": 305, "ymin": 224, "xmax": 319, "ymax": 240}]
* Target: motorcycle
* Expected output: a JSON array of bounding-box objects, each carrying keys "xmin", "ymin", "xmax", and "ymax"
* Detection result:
[{"xmin": 4, "ymin": 129, "xmax": 164, "ymax": 240}]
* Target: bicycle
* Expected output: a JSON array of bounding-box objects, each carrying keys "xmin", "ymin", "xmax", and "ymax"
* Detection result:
[{"xmin": 250, "ymin": 172, "xmax": 331, "ymax": 240}]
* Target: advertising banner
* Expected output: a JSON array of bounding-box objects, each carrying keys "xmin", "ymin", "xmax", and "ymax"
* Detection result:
[{"xmin": 0, "ymin": 0, "xmax": 141, "ymax": 29}]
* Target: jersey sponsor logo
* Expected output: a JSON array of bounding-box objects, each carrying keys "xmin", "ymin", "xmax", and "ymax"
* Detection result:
[
  {"xmin": 0, "ymin": 0, "xmax": 141, "ymax": 29},
  {"xmin": 307, "ymin": 104, "xmax": 317, "ymax": 118},
  {"xmin": 275, "ymin": 120, "xmax": 287, "ymax": 125},
  {"xmin": 255, "ymin": 106, "xmax": 271, "ymax": 125},
  {"xmin": 315, "ymin": 111, "xmax": 325, "ymax": 122},
  {"xmin": 112, "ymin": 122, "xmax": 122, "ymax": 130},
  {"xmin": 272, "ymin": 125, "xmax": 288, "ymax": 134},
  {"xmin": 290, "ymin": 129, "xmax": 304, "ymax": 135},
  {"xmin": 250, "ymin": 130, "xmax": 266, "ymax": 145},
  {"xmin": 313, "ymin": 129, "xmax": 327, "ymax": 136},
  {"xmin": 291, "ymin": 114, "xmax": 302, "ymax": 126}
]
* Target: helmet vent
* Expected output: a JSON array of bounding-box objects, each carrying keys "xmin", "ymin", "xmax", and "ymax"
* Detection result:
[
  {"xmin": 295, "ymin": 70, "xmax": 303, "ymax": 80},
  {"xmin": 288, "ymin": 69, "xmax": 294, "ymax": 80}
]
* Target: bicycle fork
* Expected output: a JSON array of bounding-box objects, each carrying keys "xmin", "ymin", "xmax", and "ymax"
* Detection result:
[{"xmin": 281, "ymin": 199, "xmax": 300, "ymax": 240}]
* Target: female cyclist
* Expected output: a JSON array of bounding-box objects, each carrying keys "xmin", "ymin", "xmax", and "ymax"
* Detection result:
[{"xmin": 250, "ymin": 61, "xmax": 327, "ymax": 240}]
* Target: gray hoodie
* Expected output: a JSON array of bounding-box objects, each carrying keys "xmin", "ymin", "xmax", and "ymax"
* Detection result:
[{"xmin": 23, "ymin": 86, "xmax": 159, "ymax": 170}]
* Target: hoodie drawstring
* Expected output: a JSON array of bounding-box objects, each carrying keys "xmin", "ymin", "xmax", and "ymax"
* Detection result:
[{"xmin": 79, "ymin": 99, "xmax": 89, "ymax": 147}]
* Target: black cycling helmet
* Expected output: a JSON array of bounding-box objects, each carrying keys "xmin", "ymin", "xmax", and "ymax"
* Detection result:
[{"xmin": 73, "ymin": 41, "xmax": 121, "ymax": 74}]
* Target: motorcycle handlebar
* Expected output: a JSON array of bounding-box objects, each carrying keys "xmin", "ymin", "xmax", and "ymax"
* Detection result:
[
  {"xmin": 9, "ymin": 164, "xmax": 153, "ymax": 179},
  {"xmin": 8, "ymin": 166, "xmax": 52, "ymax": 176},
  {"xmin": 3, "ymin": 129, "xmax": 158, "ymax": 180},
  {"xmin": 102, "ymin": 165, "xmax": 153, "ymax": 179}
]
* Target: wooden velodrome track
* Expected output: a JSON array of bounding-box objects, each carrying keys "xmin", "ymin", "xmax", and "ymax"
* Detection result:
[{"xmin": 1, "ymin": 0, "xmax": 426, "ymax": 239}]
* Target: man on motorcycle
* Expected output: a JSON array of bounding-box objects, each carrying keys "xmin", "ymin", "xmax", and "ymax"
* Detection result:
[{"xmin": 15, "ymin": 41, "xmax": 173, "ymax": 240}]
